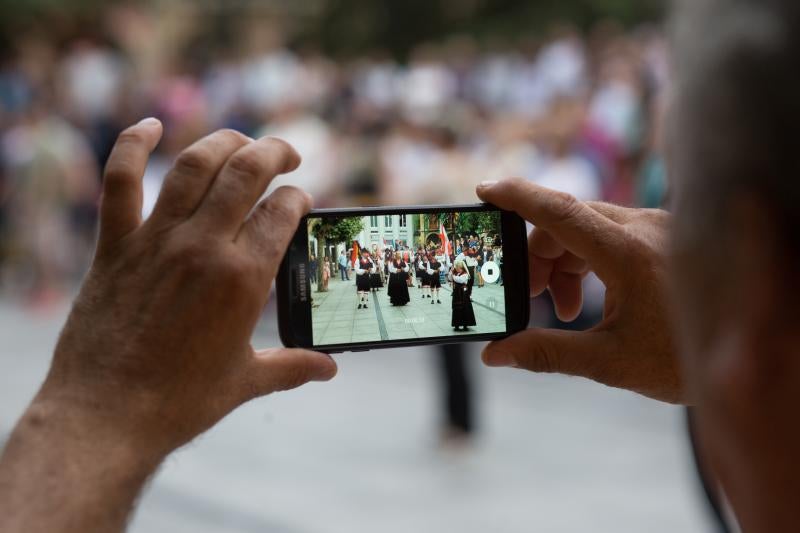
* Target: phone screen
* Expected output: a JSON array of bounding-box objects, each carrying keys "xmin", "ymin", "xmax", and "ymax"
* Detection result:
[{"xmin": 306, "ymin": 208, "xmax": 507, "ymax": 347}]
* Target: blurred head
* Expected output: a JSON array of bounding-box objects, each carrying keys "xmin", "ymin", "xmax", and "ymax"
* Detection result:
[
  {"xmin": 668, "ymin": 0, "xmax": 800, "ymax": 528},
  {"xmin": 454, "ymin": 260, "xmax": 467, "ymax": 274}
]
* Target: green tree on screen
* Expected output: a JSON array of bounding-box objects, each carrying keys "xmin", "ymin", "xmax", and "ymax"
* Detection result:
[{"xmin": 310, "ymin": 217, "xmax": 365, "ymax": 292}]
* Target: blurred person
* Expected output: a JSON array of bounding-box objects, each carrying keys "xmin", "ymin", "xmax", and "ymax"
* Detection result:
[
  {"xmin": 60, "ymin": 38, "xmax": 126, "ymax": 126},
  {"xmin": 378, "ymin": 122, "xmax": 437, "ymax": 205},
  {"xmin": 1, "ymin": 99, "xmax": 99, "ymax": 306},
  {"xmin": 531, "ymin": 97, "xmax": 602, "ymax": 202},
  {"xmin": 258, "ymin": 102, "xmax": 339, "ymax": 200},
  {"xmin": 399, "ymin": 45, "xmax": 458, "ymax": 126}
]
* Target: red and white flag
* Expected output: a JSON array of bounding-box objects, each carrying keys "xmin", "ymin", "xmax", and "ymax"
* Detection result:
[{"xmin": 439, "ymin": 223, "xmax": 451, "ymax": 256}]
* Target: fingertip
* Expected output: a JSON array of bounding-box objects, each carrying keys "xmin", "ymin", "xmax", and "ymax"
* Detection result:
[
  {"xmin": 263, "ymin": 137, "xmax": 302, "ymax": 174},
  {"xmin": 308, "ymin": 351, "xmax": 338, "ymax": 382},
  {"xmin": 481, "ymin": 343, "xmax": 517, "ymax": 368},
  {"xmin": 476, "ymin": 180, "xmax": 499, "ymax": 198},
  {"xmin": 137, "ymin": 117, "xmax": 162, "ymax": 129}
]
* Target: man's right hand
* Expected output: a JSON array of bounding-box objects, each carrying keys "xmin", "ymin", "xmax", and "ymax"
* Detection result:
[{"xmin": 476, "ymin": 178, "xmax": 683, "ymax": 404}]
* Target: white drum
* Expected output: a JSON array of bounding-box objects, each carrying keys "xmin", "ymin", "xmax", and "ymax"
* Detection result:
[{"xmin": 480, "ymin": 261, "xmax": 500, "ymax": 284}]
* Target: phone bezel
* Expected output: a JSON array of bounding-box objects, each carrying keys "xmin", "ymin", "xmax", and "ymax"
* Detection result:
[{"xmin": 276, "ymin": 203, "xmax": 529, "ymax": 353}]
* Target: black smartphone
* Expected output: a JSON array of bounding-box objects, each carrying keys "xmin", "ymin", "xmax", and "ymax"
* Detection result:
[{"xmin": 277, "ymin": 204, "xmax": 529, "ymax": 353}]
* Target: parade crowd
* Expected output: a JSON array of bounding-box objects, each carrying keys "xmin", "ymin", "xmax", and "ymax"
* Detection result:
[{"xmin": 0, "ymin": 5, "xmax": 668, "ymax": 320}]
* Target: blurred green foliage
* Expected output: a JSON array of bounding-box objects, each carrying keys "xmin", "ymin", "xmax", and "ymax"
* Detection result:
[
  {"xmin": 0, "ymin": 0, "xmax": 665, "ymax": 60},
  {"xmin": 310, "ymin": 0, "xmax": 665, "ymax": 58}
]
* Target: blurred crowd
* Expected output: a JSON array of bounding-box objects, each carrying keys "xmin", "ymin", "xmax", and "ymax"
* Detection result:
[{"xmin": 0, "ymin": 6, "xmax": 669, "ymax": 308}]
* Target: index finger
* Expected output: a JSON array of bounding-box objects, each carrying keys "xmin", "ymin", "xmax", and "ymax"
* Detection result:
[
  {"xmin": 191, "ymin": 137, "xmax": 301, "ymax": 237},
  {"xmin": 99, "ymin": 118, "xmax": 163, "ymax": 246},
  {"xmin": 476, "ymin": 178, "xmax": 625, "ymax": 278}
]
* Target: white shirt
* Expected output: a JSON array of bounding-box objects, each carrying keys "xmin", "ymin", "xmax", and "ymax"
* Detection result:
[{"xmin": 453, "ymin": 273, "xmax": 470, "ymax": 284}]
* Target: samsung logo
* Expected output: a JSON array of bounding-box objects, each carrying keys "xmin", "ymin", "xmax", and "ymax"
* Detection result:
[{"xmin": 297, "ymin": 264, "xmax": 308, "ymax": 303}]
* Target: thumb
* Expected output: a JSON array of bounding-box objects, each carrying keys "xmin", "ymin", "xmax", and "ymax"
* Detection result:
[
  {"xmin": 482, "ymin": 328, "xmax": 616, "ymax": 381},
  {"xmin": 476, "ymin": 178, "xmax": 624, "ymax": 280},
  {"xmin": 240, "ymin": 348, "xmax": 338, "ymax": 401}
]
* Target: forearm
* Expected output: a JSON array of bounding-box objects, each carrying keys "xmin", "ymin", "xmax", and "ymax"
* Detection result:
[{"xmin": 0, "ymin": 392, "xmax": 165, "ymax": 533}]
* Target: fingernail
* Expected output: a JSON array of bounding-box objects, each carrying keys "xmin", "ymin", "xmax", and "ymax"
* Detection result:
[
  {"xmin": 137, "ymin": 117, "xmax": 161, "ymax": 127},
  {"xmin": 312, "ymin": 356, "xmax": 338, "ymax": 381},
  {"xmin": 484, "ymin": 350, "xmax": 516, "ymax": 368},
  {"xmin": 478, "ymin": 180, "xmax": 498, "ymax": 189}
]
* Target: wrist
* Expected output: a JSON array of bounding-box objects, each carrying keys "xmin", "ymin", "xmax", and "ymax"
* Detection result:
[{"xmin": 31, "ymin": 385, "xmax": 172, "ymax": 469}]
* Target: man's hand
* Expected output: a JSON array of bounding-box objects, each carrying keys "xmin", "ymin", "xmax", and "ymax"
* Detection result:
[
  {"xmin": 0, "ymin": 119, "xmax": 336, "ymax": 532},
  {"xmin": 476, "ymin": 178, "xmax": 682, "ymax": 404}
]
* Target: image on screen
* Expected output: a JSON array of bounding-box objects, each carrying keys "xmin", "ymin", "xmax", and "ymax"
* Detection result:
[{"xmin": 307, "ymin": 210, "xmax": 506, "ymax": 346}]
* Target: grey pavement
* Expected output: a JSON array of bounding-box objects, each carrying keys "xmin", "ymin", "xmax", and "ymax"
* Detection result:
[
  {"xmin": 0, "ymin": 297, "xmax": 713, "ymax": 533},
  {"xmin": 313, "ymin": 277, "xmax": 505, "ymax": 345}
]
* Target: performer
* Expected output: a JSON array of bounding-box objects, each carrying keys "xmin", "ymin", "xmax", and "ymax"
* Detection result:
[
  {"xmin": 415, "ymin": 248, "xmax": 425, "ymax": 289},
  {"xmin": 450, "ymin": 260, "xmax": 476, "ymax": 331},
  {"xmin": 428, "ymin": 252, "xmax": 447, "ymax": 304},
  {"xmin": 418, "ymin": 252, "xmax": 432, "ymax": 299},
  {"xmin": 387, "ymin": 251, "xmax": 411, "ymax": 306},
  {"xmin": 354, "ymin": 250, "xmax": 374, "ymax": 309},
  {"xmin": 464, "ymin": 247, "xmax": 479, "ymax": 297},
  {"xmin": 370, "ymin": 252, "xmax": 383, "ymax": 291},
  {"xmin": 322, "ymin": 255, "xmax": 331, "ymax": 292}
]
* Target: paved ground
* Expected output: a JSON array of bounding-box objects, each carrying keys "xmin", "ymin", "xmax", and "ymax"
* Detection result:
[
  {"xmin": 0, "ymin": 296, "xmax": 714, "ymax": 533},
  {"xmin": 312, "ymin": 277, "xmax": 506, "ymax": 345}
]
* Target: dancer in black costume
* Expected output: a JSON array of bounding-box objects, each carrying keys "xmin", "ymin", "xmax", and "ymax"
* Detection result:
[
  {"xmin": 450, "ymin": 260, "xmax": 476, "ymax": 330},
  {"xmin": 370, "ymin": 252, "xmax": 383, "ymax": 291},
  {"xmin": 387, "ymin": 251, "xmax": 410, "ymax": 306},
  {"xmin": 429, "ymin": 251, "xmax": 447, "ymax": 304},
  {"xmin": 354, "ymin": 250, "xmax": 374, "ymax": 309},
  {"xmin": 418, "ymin": 252, "xmax": 432, "ymax": 299}
]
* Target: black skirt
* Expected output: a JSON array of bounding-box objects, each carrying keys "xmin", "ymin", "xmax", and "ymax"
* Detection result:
[
  {"xmin": 451, "ymin": 282, "xmax": 476, "ymax": 327},
  {"xmin": 430, "ymin": 271, "xmax": 442, "ymax": 289},
  {"xmin": 370, "ymin": 272, "xmax": 383, "ymax": 288},
  {"xmin": 388, "ymin": 272, "xmax": 410, "ymax": 305},
  {"xmin": 356, "ymin": 273, "xmax": 371, "ymax": 292},
  {"xmin": 418, "ymin": 269, "xmax": 430, "ymax": 286}
]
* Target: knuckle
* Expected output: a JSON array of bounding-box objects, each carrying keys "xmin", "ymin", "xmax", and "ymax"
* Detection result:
[
  {"xmin": 166, "ymin": 239, "xmax": 209, "ymax": 274},
  {"xmin": 214, "ymin": 255, "xmax": 259, "ymax": 291},
  {"xmin": 175, "ymin": 147, "xmax": 215, "ymax": 174},
  {"xmin": 103, "ymin": 163, "xmax": 133, "ymax": 186},
  {"xmin": 550, "ymin": 190, "xmax": 583, "ymax": 221},
  {"xmin": 265, "ymin": 189, "xmax": 307, "ymax": 221},
  {"xmin": 227, "ymin": 150, "xmax": 264, "ymax": 179},
  {"xmin": 116, "ymin": 127, "xmax": 146, "ymax": 146},
  {"xmin": 215, "ymin": 128, "xmax": 249, "ymax": 145}
]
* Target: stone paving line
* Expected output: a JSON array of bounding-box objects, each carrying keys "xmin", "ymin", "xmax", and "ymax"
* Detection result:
[{"xmin": 312, "ymin": 277, "xmax": 507, "ymax": 345}]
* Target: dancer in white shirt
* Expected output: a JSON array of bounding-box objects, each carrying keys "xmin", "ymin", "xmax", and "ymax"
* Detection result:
[{"xmin": 354, "ymin": 250, "xmax": 374, "ymax": 310}]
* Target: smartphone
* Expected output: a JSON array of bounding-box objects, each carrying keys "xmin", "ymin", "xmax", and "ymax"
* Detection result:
[{"xmin": 277, "ymin": 204, "xmax": 529, "ymax": 353}]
